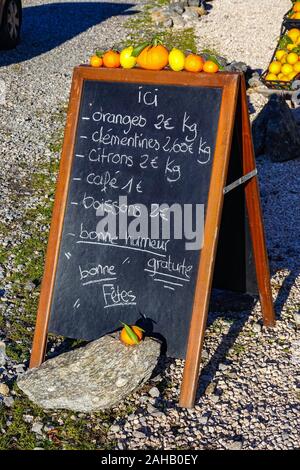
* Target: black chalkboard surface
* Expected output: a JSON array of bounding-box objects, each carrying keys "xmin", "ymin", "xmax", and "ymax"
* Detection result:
[{"xmin": 48, "ymin": 79, "xmax": 222, "ymax": 358}]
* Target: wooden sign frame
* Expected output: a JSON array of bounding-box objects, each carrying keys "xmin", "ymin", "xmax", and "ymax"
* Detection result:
[{"xmin": 29, "ymin": 67, "xmax": 275, "ymax": 409}]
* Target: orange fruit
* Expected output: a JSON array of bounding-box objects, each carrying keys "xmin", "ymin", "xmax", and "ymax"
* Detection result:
[
  {"xmin": 269, "ymin": 61, "xmax": 281, "ymax": 74},
  {"xmin": 203, "ymin": 60, "xmax": 219, "ymax": 73},
  {"xmin": 184, "ymin": 54, "xmax": 204, "ymax": 72},
  {"xmin": 90, "ymin": 55, "xmax": 103, "ymax": 67},
  {"xmin": 293, "ymin": 12, "xmax": 300, "ymax": 19},
  {"xmin": 293, "ymin": 2, "xmax": 300, "ymax": 13},
  {"xmin": 120, "ymin": 325, "xmax": 144, "ymax": 345},
  {"xmin": 103, "ymin": 50, "xmax": 120, "ymax": 68}
]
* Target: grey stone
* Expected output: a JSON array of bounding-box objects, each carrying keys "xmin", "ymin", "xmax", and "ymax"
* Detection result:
[
  {"xmin": 149, "ymin": 386, "xmax": 160, "ymax": 398},
  {"xmin": 294, "ymin": 313, "xmax": 300, "ymax": 327},
  {"xmin": 172, "ymin": 15, "xmax": 186, "ymax": 28},
  {"xmin": 252, "ymin": 323, "xmax": 262, "ymax": 333},
  {"xmin": 219, "ymin": 364, "xmax": 228, "ymax": 371},
  {"xmin": 163, "ymin": 18, "xmax": 174, "ymax": 28},
  {"xmin": 0, "ymin": 383, "xmax": 9, "ymax": 396},
  {"xmin": 23, "ymin": 414, "xmax": 34, "ymax": 424},
  {"xmin": 110, "ymin": 424, "xmax": 120, "ymax": 433},
  {"xmin": 24, "ymin": 280, "xmax": 35, "ymax": 291},
  {"xmin": 3, "ymin": 396, "xmax": 14, "ymax": 407},
  {"xmin": 205, "ymin": 383, "xmax": 215, "ymax": 395},
  {"xmin": 187, "ymin": 0, "xmax": 201, "ymax": 6},
  {"xmin": 0, "ymin": 342, "xmax": 7, "ymax": 367},
  {"xmin": 17, "ymin": 334, "xmax": 161, "ymax": 412},
  {"xmin": 252, "ymin": 95, "xmax": 300, "ymax": 162},
  {"xmin": 182, "ymin": 7, "xmax": 199, "ymax": 20},
  {"xmin": 133, "ymin": 430, "xmax": 147, "ymax": 439},
  {"xmin": 225, "ymin": 441, "xmax": 243, "ymax": 450},
  {"xmin": 32, "ymin": 422, "xmax": 44, "ymax": 434}
]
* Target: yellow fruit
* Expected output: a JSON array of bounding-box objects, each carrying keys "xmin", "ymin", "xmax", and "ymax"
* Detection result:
[
  {"xmin": 287, "ymin": 28, "xmax": 300, "ymax": 43},
  {"xmin": 168, "ymin": 48, "xmax": 185, "ymax": 72},
  {"xmin": 287, "ymin": 52, "xmax": 299, "ymax": 65},
  {"xmin": 281, "ymin": 63, "xmax": 294, "ymax": 75},
  {"xmin": 293, "ymin": 61, "xmax": 300, "ymax": 73},
  {"xmin": 275, "ymin": 50, "xmax": 286, "ymax": 61},
  {"xmin": 288, "ymin": 71, "xmax": 298, "ymax": 80},
  {"xmin": 120, "ymin": 46, "xmax": 137, "ymax": 69},
  {"xmin": 287, "ymin": 43, "xmax": 297, "ymax": 51},
  {"xmin": 280, "ymin": 54, "xmax": 288, "ymax": 64},
  {"xmin": 278, "ymin": 73, "xmax": 285, "ymax": 80},
  {"xmin": 268, "ymin": 61, "xmax": 281, "ymax": 74},
  {"xmin": 265, "ymin": 73, "xmax": 278, "ymax": 81},
  {"xmin": 292, "ymin": 12, "xmax": 300, "ymax": 19},
  {"xmin": 281, "ymin": 76, "xmax": 290, "ymax": 82}
]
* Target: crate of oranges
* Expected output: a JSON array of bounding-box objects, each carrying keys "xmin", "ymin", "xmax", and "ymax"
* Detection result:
[
  {"xmin": 261, "ymin": 25, "xmax": 300, "ymax": 90},
  {"xmin": 283, "ymin": 1, "xmax": 300, "ymax": 27}
]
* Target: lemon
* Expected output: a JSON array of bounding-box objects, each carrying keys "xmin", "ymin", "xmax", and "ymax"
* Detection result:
[
  {"xmin": 281, "ymin": 76, "xmax": 290, "ymax": 82},
  {"xmin": 287, "ymin": 52, "xmax": 299, "ymax": 65},
  {"xmin": 275, "ymin": 50, "xmax": 286, "ymax": 61},
  {"xmin": 168, "ymin": 48, "xmax": 185, "ymax": 72},
  {"xmin": 268, "ymin": 61, "xmax": 281, "ymax": 74},
  {"xmin": 278, "ymin": 73, "xmax": 285, "ymax": 80},
  {"xmin": 287, "ymin": 28, "xmax": 300, "ymax": 43},
  {"xmin": 294, "ymin": 61, "xmax": 300, "ymax": 73},
  {"xmin": 288, "ymin": 71, "xmax": 298, "ymax": 80},
  {"xmin": 266, "ymin": 73, "xmax": 278, "ymax": 81},
  {"xmin": 281, "ymin": 63, "xmax": 294, "ymax": 75},
  {"xmin": 280, "ymin": 54, "xmax": 288, "ymax": 64},
  {"xmin": 120, "ymin": 46, "xmax": 137, "ymax": 69},
  {"xmin": 287, "ymin": 43, "xmax": 297, "ymax": 51}
]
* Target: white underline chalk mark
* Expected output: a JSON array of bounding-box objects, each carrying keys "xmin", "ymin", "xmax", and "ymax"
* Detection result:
[
  {"xmin": 122, "ymin": 257, "xmax": 130, "ymax": 264},
  {"xmin": 75, "ymin": 154, "xmax": 85, "ymax": 158},
  {"xmin": 76, "ymin": 240, "xmax": 166, "ymax": 258},
  {"xmin": 65, "ymin": 252, "xmax": 72, "ymax": 260},
  {"xmin": 67, "ymin": 233, "xmax": 75, "ymax": 237},
  {"xmin": 80, "ymin": 135, "xmax": 88, "ymax": 139},
  {"xmin": 82, "ymin": 277, "xmax": 117, "ymax": 286},
  {"xmin": 104, "ymin": 302, "xmax": 137, "ymax": 309},
  {"xmin": 144, "ymin": 269, "xmax": 190, "ymax": 282},
  {"xmin": 82, "ymin": 117, "xmax": 90, "ymax": 120},
  {"xmin": 73, "ymin": 298, "xmax": 80, "ymax": 308},
  {"xmin": 73, "ymin": 177, "xmax": 81, "ymax": 181},
  {"xmin": 154, "ymin": 278, "xmax": 183, "ymax": 287},
  {"xmin": 164, "ymin": 285, "xmax": 175, "ymax": 291},
  {"xmin": 71, "ymin": 202, "xmax": 78, "ymax": 205}
]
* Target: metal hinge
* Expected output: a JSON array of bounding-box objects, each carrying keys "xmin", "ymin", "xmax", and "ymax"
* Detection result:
[{"xmin": 223, "ymin": 168, "xmax": 258, "ymax": 195}]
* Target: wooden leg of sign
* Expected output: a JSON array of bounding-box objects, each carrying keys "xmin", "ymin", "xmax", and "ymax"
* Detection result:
[
  {"xmin": 179, "ymin": 75, "xmax": 240, "ymax": 409},
  {"xmin": 239, "ymin": 75, "xmax": 275, "ymax": 327}
]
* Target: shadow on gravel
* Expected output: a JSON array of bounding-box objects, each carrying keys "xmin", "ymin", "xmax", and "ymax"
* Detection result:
[{"xmin": 0, "ymin": 2, "xmax": 136, "ymax": 66}]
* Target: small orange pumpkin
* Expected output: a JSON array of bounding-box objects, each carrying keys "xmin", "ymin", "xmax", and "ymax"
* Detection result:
[{"xmin": 136, "ymin": 40, "xmax": 169, "ymax": 71}]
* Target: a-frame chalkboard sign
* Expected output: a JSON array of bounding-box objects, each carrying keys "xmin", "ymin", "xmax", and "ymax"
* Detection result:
[{"xmin": 29, "ymin": 67, "xmax": 275, "ymax": 409}]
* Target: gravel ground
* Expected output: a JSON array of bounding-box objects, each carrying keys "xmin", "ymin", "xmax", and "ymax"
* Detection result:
[{"xmin": 0, "ymin": 0, "xmax": 300, "ymax": 451}]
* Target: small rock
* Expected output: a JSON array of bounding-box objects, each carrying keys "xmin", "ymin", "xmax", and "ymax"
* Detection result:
[
  {"xmin": 171, "ymin": 4, "xmax": 185, "ymax": 15},
  {"xmin": 133, "ymin": 430, "xmax": 146, "ymax": 439},
  {"xmin": 211, "ymin": 394, "xmax": 220, "ymax": 403},
  {"xmin": 187, "ymin": 0, "xmax": 201, "ymax": 6},
  {"xmin": 4, "ymin": 396, "xmax": 14, "ymax": 407},
  {"xmin": 219, "ymin": 364, "xmax": 228, "ymax": 371},
  {"xmin": 0, "ymin": 383, "xmax": 9, "ymax": 396},
  {"xmin": 226, "ymin": 441, "xmax": 243, "ymax": 450},
  {"xmin": 199, "ymin": 416, "xmax": 208, "ymax": 425},
  {"xmin": 24, "ymin": 280, "xmax": 35, "ymax": 291},
  {"xmin": 110, "ymin": 424, "xmax": 120, "ymax": 433},
  {"xmin": 252, "ymin": 323, "xmax": 262, "ymax": 333},
  {"xmin": 163, "ymin": 18, "xmax": 173, "ymax": 28},
  {"xmin": 32, "ymin": 422, "xmax": 43, "ymax": 434},
  {"xmin": 149, "ymin": 386, "xmax": 160, "ymax": 398},
  {"xmin": 0, "ymin": 342, "xmax": 6, "ymax": 367},
  {"xmin": 23, "ymin": 414, "xmax": 34, "ymax": 423},
  {"xmin": 294, "ymin": 313, "xmax": 300, "ymax": 327},
  {"xmin": 182, "ymin": 7, "xmax": 199, "ymax": 20},
  {"xmin": 205, "ymin": 383, "xmax": 215, "ymax": 395}
]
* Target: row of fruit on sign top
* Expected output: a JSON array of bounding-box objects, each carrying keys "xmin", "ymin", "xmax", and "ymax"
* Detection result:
[{"xmin": 89, "ymin": 39, "xmax": 219, "ymax": 74}]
